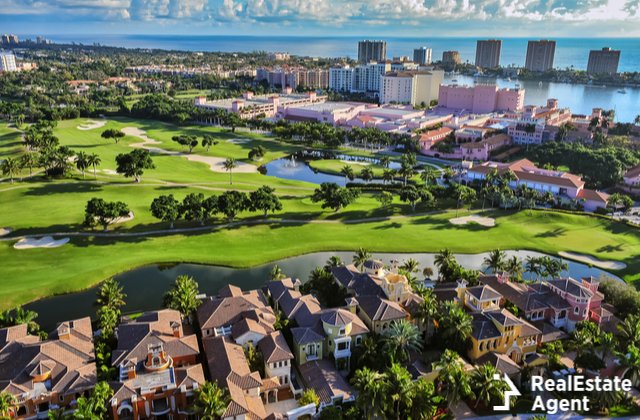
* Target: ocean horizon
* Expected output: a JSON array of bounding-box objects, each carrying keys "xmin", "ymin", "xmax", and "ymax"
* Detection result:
[{"xmin": 23, "ymin": 34, "xmax": 640, "ymax": 73}]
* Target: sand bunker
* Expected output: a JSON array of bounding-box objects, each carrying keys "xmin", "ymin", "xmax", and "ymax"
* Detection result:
[
  {"xmin": 558, "ymin": 251, "xmax": 627, "ymax": 270},
  {"xmin": 0, "ymin": 228, "xmax": 13, "ymax": 237},
  {"xmin": 77, "ymin": 120, "xmax": 107, "ymax": 130},
  {"xmin": 122, "ymin": 127, "xmax": 257, "ymax": 173},
  {"xmin": 227, "ymin": 138, "xmax": 251, "ymax": 144},
  {"xmin": 100, "ymin": 169, "xmax": 118, "ymax": 175},
  {"xmin": 340, "ymin": 160, "xmax": 369, "ymax": 166},
  {"xmin": 14, "ymin": 236, "xmax": 70, "ymax": 249},
  {"xmin": 449, "ymin": 215, "xmax": 496, "ymax": 227}
]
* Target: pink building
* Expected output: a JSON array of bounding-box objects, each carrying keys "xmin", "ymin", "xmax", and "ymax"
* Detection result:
[
  {"xmin": 460, "ymin": 134, "xmax": 511, "ymax": 161},
  {"xmin": 438, "ymin": 84, "xmax": 525, "ymax": 114},
  {"xmin": 418, "ymin": 127, "xmax": 454, "ymax": 153}
]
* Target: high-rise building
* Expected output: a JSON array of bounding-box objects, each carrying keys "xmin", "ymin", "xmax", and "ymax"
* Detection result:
[
  {"xmin": 329, "ymin": 66, "xmax": 355, "ymax": 92},
  {"xmin": 1, "ymin": 34, "xmax": 19, "ymax": 45},
  {"xmin": 525, "ymin": 40, "xmax": 556, "ymax": 72},
  {"xmin": 358, "ymin": 40, "xmax": 387, "ymax": 63},
  {"xmin": 587, "ymin": 47, "xmax": 620, "ymax": 75},
  {"xmin": 380, "ymin": 70, "xmax": 444, "ymax": 106},
  {"xmin": 0, "ymin": 52, "xmax": 17, "ymax": 72},
  {"xmin": 442, "ymin": 51, "xmax": 461, "ymax": 65},
  {"xmin": 413, "ymin": 47, "xmax": 432, "ymax": 65},
  {"xmin": 475, "ymin": 40, "xmax": 502, "ymax": 68}
]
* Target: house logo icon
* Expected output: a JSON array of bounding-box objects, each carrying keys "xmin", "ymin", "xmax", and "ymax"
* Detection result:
[{"xmin": 493, "ymin": 373, "xmax": 521, "ymax": 411}]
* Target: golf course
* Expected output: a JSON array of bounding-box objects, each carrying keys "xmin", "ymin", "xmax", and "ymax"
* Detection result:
[{"xmin": 1, "ymin": 118, "xmax": 639, "ymax": 310}]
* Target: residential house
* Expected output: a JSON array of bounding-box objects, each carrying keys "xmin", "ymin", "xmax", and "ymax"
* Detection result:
[
  {"xmin": 109, "ymin": 310, "xmax": 204, "ymax": 420},
  {"xmin": 460, "ymin": 133, "xmax": 511, "ymax": 161},
  {"xmin": 623, "ymin": 165, "xmax": 640, "ymax": 187},
  {"xmin": 0, "ymin": 318, "xmax": 96, "ymax": 419}
]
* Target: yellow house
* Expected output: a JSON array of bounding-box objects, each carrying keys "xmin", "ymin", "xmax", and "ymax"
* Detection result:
[
  {"xmin": 469, "ymin": 309, "xmax": 542, "ymax": 364},
  {"xmin": 354, "ymin": 295, "xmax": 408, "ymax": 334},
  {"xmin": 380, "ymin": 272, "xmax": 412, "ymax": 304}
]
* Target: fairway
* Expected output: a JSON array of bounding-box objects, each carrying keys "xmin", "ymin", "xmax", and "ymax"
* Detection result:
[{"xmin": 1, "ymin": 118, "xmax": 639, "ymax": 310}]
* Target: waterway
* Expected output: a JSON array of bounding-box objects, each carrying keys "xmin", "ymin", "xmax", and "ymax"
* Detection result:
[{"xmin": 25, "ymin": 250, "xmax": 621, "ymax": 332}]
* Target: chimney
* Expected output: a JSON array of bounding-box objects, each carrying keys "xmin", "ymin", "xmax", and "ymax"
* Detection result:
[
  {"xmin": 170, "ymin": 321, "xmax": 182, "ymax": 338},
  {"xmin": 293, "ymin": 278, "xmax": 301, "ymax": 292},
  {"xmin": 345, "ymin": 298, "xmax": 358, "ymax": 314},
  {"xmin": 57, "ymin": 323, "xmax": 71, "ymax": 341}
]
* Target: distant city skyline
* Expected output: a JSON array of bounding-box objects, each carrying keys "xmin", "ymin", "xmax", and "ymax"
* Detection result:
[{"xmin": 1, "ymin": 0, "xmax": 640, "ymax": 37}]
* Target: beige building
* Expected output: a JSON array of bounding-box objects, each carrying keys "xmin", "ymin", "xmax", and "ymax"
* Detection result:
[{"xmin": 380, "ymin": 70, "xmax": 444, "ymax": 106}]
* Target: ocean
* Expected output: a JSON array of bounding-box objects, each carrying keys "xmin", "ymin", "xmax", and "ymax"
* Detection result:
[{"xmin": 32, "ymin": 35, "xmax": 640, "ymax": 73}]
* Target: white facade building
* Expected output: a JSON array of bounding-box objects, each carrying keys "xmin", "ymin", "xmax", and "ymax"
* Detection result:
[
  {"xmin": 329, "ymin": 66, "xmax": 355, "ymax": 92},
  {"xmin": 0, "ymin": 52, "xmax": 17, "ymax": 72},
  {"xmin": 380, "ymin": 70, "xmax": 444, "ymax": 106}
]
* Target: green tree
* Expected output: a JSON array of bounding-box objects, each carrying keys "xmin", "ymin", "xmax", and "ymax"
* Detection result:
[
  {"xmin": 310, "ymin": 182, "xmax": 360, "ymax": 212},
  {"xmin": 270, "ymin": 264, "xmax": 286, "ymax": 281},
  {"xmin": 434, "ymin": 349, "xmax": 472, "ymax": 408},
  {"xmin": 96, "ymin": 305, "xmax": 119, "ymax": 340},
  {"xmin": 410, "ymin": 379, "xmax": 441, "ymax": 420},
  {"xmin": 399, "ymin": 185, "xmax": 422, "ymax": 212},
  {"xmin": 483, "ymin": 249, "xmax": 507, "ymax": 274},
  {"xmin": 86, "ymin": 153, "xmax": 101, "ymax": 180},
  {"xmin": 95, "ymin": 278, "xmax": 126, "ymax": 312},
  {"xmin": 360, "ymin": 167, "xmax": 374, "ymax": 183},
  {"xmin": 325, "ymin": 256, "xmax": 343, "ymax": 269},
  {"xmin": 420, "ymin": 167, "xmax": 440, "ymax": 186},
  {"xmin": 352, "ymin": 247, "xmax": 371, "ymax": 270},
  {"xmin": 340, "ymin": 165, "xmax": 355, "ymax": 182},
  {"xmin": 540, "ymin": 341, "xmax": 564, "ymax": 370},
  {"xmin": 115, "ymin": 149, "xmax": 155, "ymax": 182},
  {"xmin": 504, "ymin": 256, "xmax": 524, "ymax": 281},
  {"xmin": 223, "ymin": 158, "xmax": 237, "ymax": 185},
  {"xmin": 101, "ymin": 128, "xmax": 125, "ymax": 143},
  {"xmin": 618, "ymin": 314, "xmax": 640, "ymax": 348},
  {"xmin": 382, "ymin": 168, "xmax": 395, "ymax": 184},
  {"xmin": 72, "ymin": 381, "xmax": 113, "ymax": 420},
  {"xmin": 180, "ymin": 193, "xmax": 207, "ymax": 225},
  {"xmin": 618, "ymin": 343, "xmax": 640, "ymax": 386},
  {"xmin": 201, "ymin": 135, "xmax": 218, "ymax": 151},
  {"xmin": 164, "ymin": 275, "xmax": 201, "ymax": 321},
  {"xmin": 151, "ymin": 194, "xmax": 181, "ymax": 228},
  {"xmin": 435, "ymin": 301, "xmax": 473, "ymax": 354},
  {"xmin": 194, "ymin": 381, "xmax": 230, "ymax": 420},
  {"xmin": 0, "ymin": 391, "xmax": 16, "ymax": 419},
  {"xmin": 19, "ymin": 152, "xmax": 38, "ymax": 176},
  {"xmin": 75, "ymin": 151, "xmax": 89, "ymax": 179},
  {"xmin": 470, "ymin": 363, "xmax": 507, "ymax": 409},
  {"xmin": 351, "ymin": 367, "xmax": 388, "ymax": 420},
  {"xmin": 249, "ymin": 185, "xmax": 282, "ymax": 218},
  {"xmin": 455, "ymin": 185, "xmax": 477, "ymax": 216},
  {"xmin": 376, "ymin": 191, "xmax": 393, "ymax": 208},
  {"xmin": 384, "ymin": 362, "xmax": 414, "ymax": 419},
  {"xmin": 83, "ymin": 198, "xmax": 130, "ymax": 231},
  {"xmin": 382, "ymin": 320, "xmax": 423, "ymax": 363},
  {"xmin": 0, "ymin": 157, "xmax": 19, "ymax": 183},
  {"xmin": 217, "ymin": 190, "xmax": 249, "ymax": 222},
  {"xmin": 248, "ymin": 145, "xmax": 266, "ymax": 161},
  {"xmin": 299, "ymin": 389, "xmax": 320, "ymax": 408}
]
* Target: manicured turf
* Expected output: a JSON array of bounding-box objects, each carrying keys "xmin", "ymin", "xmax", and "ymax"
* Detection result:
[
  {"xmin": 0, "ymin": 210, "xmax": 638, "ymax": 309},
  {"xmin": 308, "ymin": 159, "xmax": 392, "ymax": 178},
  {"xmin": 1, "ymin": 118, "xmax": 639, "ymax": 310}
]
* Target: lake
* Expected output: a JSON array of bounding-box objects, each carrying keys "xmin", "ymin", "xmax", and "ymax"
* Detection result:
[{"xmin": 25, "ymin": 250, "xmax": 621, "ymax": 332}]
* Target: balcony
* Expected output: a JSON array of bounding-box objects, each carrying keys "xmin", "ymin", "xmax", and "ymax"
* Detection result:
[{"xmin": 333, "ymin": 348, "xmax": 351, "ymax": 359}]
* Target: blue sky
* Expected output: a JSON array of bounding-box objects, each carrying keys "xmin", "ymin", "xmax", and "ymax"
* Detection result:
[{"xmin": 1, "ymin": 0, "xmax": 639, "ymax": 37}]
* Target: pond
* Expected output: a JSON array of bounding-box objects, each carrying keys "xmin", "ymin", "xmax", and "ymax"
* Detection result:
[
  {"xmin": 263, "ymin": 152, "xmax": 442, "ymax": 186},
  {"xmin": 25, "ymin": 250, "xmax": 621, "ymax": 332}
]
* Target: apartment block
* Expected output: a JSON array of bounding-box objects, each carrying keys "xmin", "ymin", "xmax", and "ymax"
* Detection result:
[
  {"xmin": 525, "ymin": 40, "xmax": 556, "ymax": 72},
  {"xmin": 357, "ymin": 40, "xmax": 387, "ymax": 63},
  {"xmin": 587, "ymin": 47, "xmax": 620, "ymax": 75},
  {"xmin": 475, "ymin": 40, "xmax": 502, "ymax": 68}
]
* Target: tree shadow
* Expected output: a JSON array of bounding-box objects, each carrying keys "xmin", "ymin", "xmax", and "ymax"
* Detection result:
[
  {"xmin": 596, "ymin": 244, "xmax": 625, "ymax": 253},
  {"xmin": 23, "ymin": 182, "xmax": 104, "ymax": 196},
  {"xmin": 373, "ymin": 222, "xmax": 402, "ymax": 230},
  {"xmin": 535, "ymin": 228, "xmax": 568, "ymax": 238}
]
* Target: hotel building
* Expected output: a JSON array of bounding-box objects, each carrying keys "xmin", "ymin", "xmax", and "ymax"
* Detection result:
[
  {"xmin": 380, "ymin": 70, "xmax": 444, "ymax": 106},
  {"xmin": 475, "ymin": 40, "xmax": 502, "ymax": 68},
  {"xmin": 357, "ymin": 40, "xmax": 387, "ymax": 63},
  {"xmin": 413, "ymin": 47, "xmax": 432, "ymax": 65},
  {"xmin": 525, "ymin": 40, "xmax": 556, "ymax": 72},
  {"xmin": 587, "ymin": 47, "xmax": 621, "ymax": 75},
  {"xmin": 438, "ymin": 84, "xmax": 525, "ymax": 114}
]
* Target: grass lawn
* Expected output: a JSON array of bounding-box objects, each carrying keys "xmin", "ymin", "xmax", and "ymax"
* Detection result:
[
  {"xmin": 1, "ymin": 117, "xmax": 639, "ymax": 310},
  {"xmin": 0, "ymin": 209, "xmax": 638, "ymax": 309},
  {"xmin": 308, "ymin": 159, "xmax": 391, "ymax": 178}
]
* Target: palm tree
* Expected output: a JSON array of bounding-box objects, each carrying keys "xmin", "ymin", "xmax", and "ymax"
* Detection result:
[
  {"xmin": 223, "ymin": 158, "xmax": 237, "ymax": 185},
  {"xmin": 360, "ymin": 167, "xmax": 374, "ymax": 183},
  {"xmin": 420, "ymin": 167, "xmax": 439, "ymax": 186},
  {"xmin": 422, "ymin": 266, "xmax": 434, "ymax": 279},
  {"xmin": 356, "ymin": 336, "xmax": 381, "ymax": 370},
  {"xmin": 0, "ymin": 391, "xmax": 16, "ymax": 418},
  {"xmin": 618, "ymin": 314, "xmax": 640, "ymax": 347},
  {"xmin": 340, "ymin": 165, "xmax": 355, "ymax": 183},
  {"xmin": 1, "ymin": 157, "xmax": 20, "ymax": 183},
  {"xmin": 435, "ymin": 301, "xmax": 472, "ymax": 353},
  {"xmin": 415, "ymin": 288, "xmax": 438, "ymax": 339},
  {"xmin": 634, "ymin": 115, "xmax": 640, "ymax": 126},
  {"xmin": 351, "ymin": 367, "xmax": 388, "ymax": 420},
  {"xmin": 75, "ymin": 151, "xmax": 89, "ymax": 179},
  {"xmin": 540, "ymin": 340, "xmax": 564, "ymax": 371},
  {"xmin": 20, "ymin": 153, "xmax": 38, "ymax": 176},
  {"xmin": 382, "ymin": 320, "xmax": 423, "ymax": 363},
  {"xmin": 410, "ymin": 379, "xmax": 441, "ymax": 419},
  {"xmin": 193, "ymin": 381, "xmax": 229, "ymax": 419},
  {"xmin": 11, "ymin": 307, "xmax": 40, "ymax": 334},
  {"xmin": 385, "ymin": 363, "xmax": 414, "ymax": 419},
  {"xmin": 470, "ymin": 363, "xmax": 507, "ymax": 409},
  {"xmin": 352, "ymin": 247, "xmax": 371, "ymax": 270},
  {"xmin": 434, "ymin": 249, "xmax": 456, "ymax": 281},
  {"xmin": 483, "ymin": 249, "xmax": 506, "ymax": 274},
  {"xmin": 434, "ymin": 349, "xmax": 472, "ymax": 408},
  {"xmin": 504, "ymin": 255, "xmax": 524, "ymax": 281},
  {"xmin": 618, "ymin": 343, "xmax": 640, "ymax": 386},
  {"xmin": 86, "ymin": 153, "xmax": 101, "ymax": 180},
  {"xmin": 95, "ymin": 278, "xmax": 127, "ymax": 311},
  {"xmin": 324, "ymin": 256, "xmax": 343, "ymax": 269},
  {"xmin": 382, "ymin": 168, "xmax": 395, "ymax": 184},
  {"xmin": 379, "ymin": 156, "xmax": 391, "ymax": 168},
  {"xmin": 400, "ymin": 258, "xmax": 420, "ymax": 274},
  {"xmin": 525, "ymin": 256, "xmax": 543, "ymax": 281},
  {"xmin": 269, "ymin": 264, "xmax": 285, "ymax": 281},
  {"xmin": 163, "ymin": 275, "xmax": 201, "ymax": 322}
]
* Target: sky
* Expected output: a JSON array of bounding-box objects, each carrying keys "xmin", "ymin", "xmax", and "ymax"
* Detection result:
[{"xmin": 1, "ymin": 0, "xmax": 640, "ymax": 37}]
